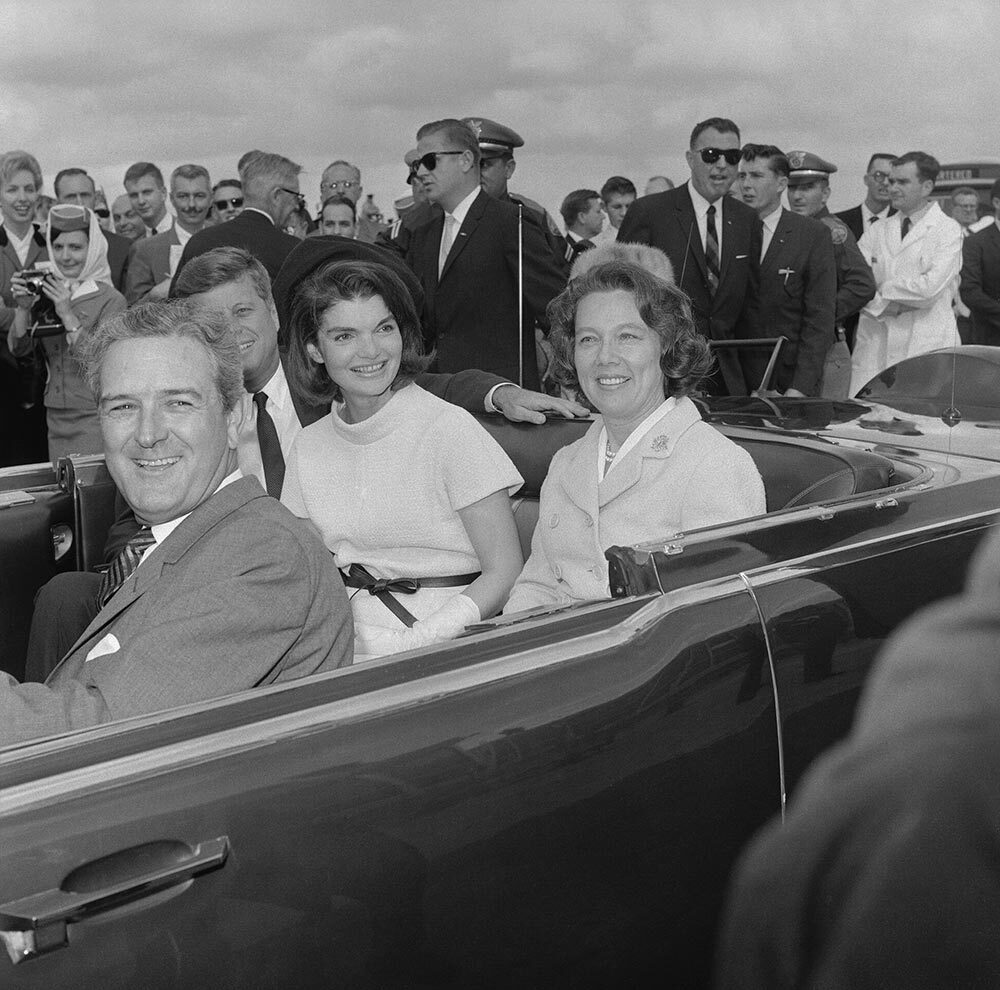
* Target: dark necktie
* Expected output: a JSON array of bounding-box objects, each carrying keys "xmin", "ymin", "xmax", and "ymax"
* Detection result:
[
  {"xmin": 254, "ymin": 391, "xmax": 285, "ymax": 498},
  {"xmin": 705, "ymin": 204, "xmax": 721, "ymax": 294},
  {"xmin": 901, "ymin": 217, "xmax": 911, "ymax": 239},
  {"xmin": 98, "ymin": 527, "xmax": 155, "ymax": 608}
]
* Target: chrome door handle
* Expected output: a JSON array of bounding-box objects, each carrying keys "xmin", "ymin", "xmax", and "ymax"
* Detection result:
[{"xmin": 0, "ymin": 836, "xmax": 229, "ymax": 965}]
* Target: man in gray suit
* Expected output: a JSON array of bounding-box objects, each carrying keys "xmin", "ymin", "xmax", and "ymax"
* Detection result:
[
  {"xmin": 125, "ymin": 164, "xmax": 213, "ymax": 303},
  {"xmin": 0, "ymin": 299, "xmax": 352, "ymax": 746}
]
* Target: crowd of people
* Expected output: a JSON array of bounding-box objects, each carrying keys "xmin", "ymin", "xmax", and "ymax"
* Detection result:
[{"xmin": 1, "ymin": 110, "xmax": 998, "ymax": 981}]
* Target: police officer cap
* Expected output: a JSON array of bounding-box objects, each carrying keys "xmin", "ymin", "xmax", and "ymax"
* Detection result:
[
  {"xmin": 786, "ymin": 150, "xmax": 838, "ymax": 185},
  {"xmin": 461, "ymin": 117, "xmax": 524, "ymax": 157}
]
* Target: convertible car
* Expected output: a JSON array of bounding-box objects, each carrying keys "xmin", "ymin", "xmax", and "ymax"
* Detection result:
[{"xmin": 1, "ymin": 347, "xmax": 998, "ymax": 989}]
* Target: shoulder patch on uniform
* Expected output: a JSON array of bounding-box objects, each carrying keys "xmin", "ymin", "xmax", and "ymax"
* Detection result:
[
  {"xmin": 820, "ymin": 216, "xmax": 848, "ymax": 244},
  {"xmin": 389, "ymin": 218, "xmax": 402, "ymax": 240}
]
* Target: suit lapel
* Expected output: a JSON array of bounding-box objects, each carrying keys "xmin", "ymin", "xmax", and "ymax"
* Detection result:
[
  {"xmin": 55, "ymin": 478, "xmax": 267, "ymax": 671},
  {"xmin": 556, "ymin": 422, "xmax": 602, "ymax": 518},
  {"xmin": 440, "ymin": 190, "xmax": 487, "ymax": 282},
  {"xmin": 597, "ymin": 398, "xmax": 702, "ymax": 508},
  {"xmin": 761, "ymin": 209, "xmax": 792, "ymax": 268},
  {"xmin": 675, "ymin": 185, "xmax": 706, "ymax": 282}
]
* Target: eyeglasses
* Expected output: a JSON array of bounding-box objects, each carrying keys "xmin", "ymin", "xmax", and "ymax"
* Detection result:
[
  {"xmin": 699, "ymin": 148, "xmax": 741, "ymax": 166},
  {"xmin": 868, "ymin": 171, "xmax": 891, "ymax": 183},
  {"xmin": 94, "ymin": 208, "xmax": 110, "ymax": 219},
  {"xmin": 278, "ymin": 187, "xmax": 306, "ymax": 210},
  {"xmin": 322, "ymin": 180, "xmax": 357, "ymax": 191},
  {"xmin": 213, "ymin": 197, "xmax": 243, "ymax": 211},
  {"xmin": 412, "ymin": 150, "xmax": 466, "ymax": 173}
]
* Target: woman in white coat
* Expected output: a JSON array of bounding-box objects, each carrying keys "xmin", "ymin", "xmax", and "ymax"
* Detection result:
[
  {"xmin": 504, "ymin": 261, "xmax": 766, "ymax": 614},
  {"xmin": 850, "ymin": 154, "xmax": 963, "ymax": 397}
]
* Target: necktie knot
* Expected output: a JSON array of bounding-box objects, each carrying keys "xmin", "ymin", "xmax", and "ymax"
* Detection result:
[{"xmin": 901, "ymin": 217, "xmax": 912, "ymax": 239}]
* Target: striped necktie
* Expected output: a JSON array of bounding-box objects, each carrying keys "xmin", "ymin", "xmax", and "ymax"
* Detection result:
[
  {"xmin": 705, "ymin": 204, "xmax": 721, "ymax": 294},
  {"xmin": 98, "ymin": 526, "xmax": 155, "ymax": 608}
]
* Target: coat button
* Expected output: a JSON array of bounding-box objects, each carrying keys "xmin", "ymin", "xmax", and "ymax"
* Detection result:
[
  {"xmin": 550, "ymin": 514, "xmax": 559, "ymax": 527},
  {"xmin": 585, "ymin": 516, "xmax": 594, "ymax": 528},
  {"xmin": 553, "ymin": 564, "xmax": 563, "ymax": 581}
]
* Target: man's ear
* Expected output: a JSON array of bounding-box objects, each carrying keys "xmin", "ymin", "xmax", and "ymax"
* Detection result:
[{"xmin": 505, "ymin": 159, "xmax": 517, "ymax": 181}]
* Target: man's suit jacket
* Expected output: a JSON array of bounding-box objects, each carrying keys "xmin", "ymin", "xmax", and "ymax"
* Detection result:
[
  {"xmin": 404, "ymin": 189, "xmax": 568, "ymax": 390},
  {"xmin": 101, "ymin": 227, "xmax": 131, "ymax": 293},
  {"xmin": 616, "ymin": 183, "xmax": 761, "ymax": 396},
  {"xmin": 124, "ymin": 224, "xmax": 182, "ymax": 303},
  {"xmin": 172, "ymin": 209, "xmax": 301, "ymax": 288},
  {"xmin": 0, "ymin": 476, "xmax": 353, "ymax": 745},
  {"xmin": 960, "ymin": 221, "xmax": 1000, "ymax": 345},
  {"xmin": 744, "ymin": 209, "xmax": 837, "ymax": 396},
  {"xmin": 834, "ymin": 204, "xmax": 897, "ymax": 243}
]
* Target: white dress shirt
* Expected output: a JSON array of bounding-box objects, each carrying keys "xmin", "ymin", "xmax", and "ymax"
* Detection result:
[
  {"xmin": 760, "ymin": 205, "xmax": 783, "ymax": 261},
  {"xmin": 439, "ymin": 186, "xmax": 479, "ymax": 275},
  {"xmin": 147, "ymin": 214, "xmax": 174, "ymax": 237}
]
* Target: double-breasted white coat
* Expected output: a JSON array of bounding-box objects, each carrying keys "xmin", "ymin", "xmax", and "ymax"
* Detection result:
[{"xmin": 850, "ymin": 202, "xmax": 962, "ymax": 396}]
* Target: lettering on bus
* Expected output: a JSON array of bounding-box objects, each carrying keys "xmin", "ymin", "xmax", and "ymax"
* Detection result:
[{"xmin": 939, "ymin": 169, "xmax": 975, "ymax": 181}]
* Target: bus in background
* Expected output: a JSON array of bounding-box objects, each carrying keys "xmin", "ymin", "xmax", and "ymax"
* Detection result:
[{"xmin": 933, "ymin": 160, "xmax": 1000, "ymax": 221}]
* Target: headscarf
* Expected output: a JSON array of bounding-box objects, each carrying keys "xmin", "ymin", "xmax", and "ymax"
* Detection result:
[{"xmin": 46, "ymin": 203, "xmax": 112, "ymax": 296}]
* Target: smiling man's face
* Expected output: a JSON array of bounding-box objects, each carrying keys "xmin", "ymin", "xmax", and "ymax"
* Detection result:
[{"xmin": 99, "ymin": 335, "xmax": 239, "ymax": 526}]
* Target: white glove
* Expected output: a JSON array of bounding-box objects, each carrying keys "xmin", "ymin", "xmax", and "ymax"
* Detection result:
[{"xmin": 356, "ymin": 594, "xmax": 481, "ymax": 658}]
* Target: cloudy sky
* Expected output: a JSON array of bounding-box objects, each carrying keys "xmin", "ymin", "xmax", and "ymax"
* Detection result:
[{"xmin": 4, "ymin": 0, "xmax": 997, "ymax": 222}]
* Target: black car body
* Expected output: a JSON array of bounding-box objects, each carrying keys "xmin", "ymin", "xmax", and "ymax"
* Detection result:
[{"xmin": 1, "ymin": 348, "xmax": 997, "ymax": 988}]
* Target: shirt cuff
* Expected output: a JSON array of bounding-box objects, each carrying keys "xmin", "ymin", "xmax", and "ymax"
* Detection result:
[{"xmin": 485, "ymin": 381, "xmax": 516, "ymax": 412}]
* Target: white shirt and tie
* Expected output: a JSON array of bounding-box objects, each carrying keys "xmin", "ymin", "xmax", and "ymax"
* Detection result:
[
  {"xmin": 688, "ymin": 184, "xmax": 725, "ymax": 261},
  {"xmin": 438, "ymin": 187, "xmax": 479, "ymax": 277},
  {"xmin": 862, "ymin": 205, "xmax": 892, "ymax": 236}
]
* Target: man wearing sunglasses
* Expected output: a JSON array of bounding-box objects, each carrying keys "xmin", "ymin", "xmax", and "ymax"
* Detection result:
[
  {"xmin": 170, "ymin": 151, "xmax": 302, "ymax": 288},
  {"xmin": 402, "ymin": 118, "xmax": 567, "ymax": 390},
  {"xmin": 54, "ymin": 167, "xmax": 131, "ymax": 293},
  {"xmin": 617, "ymin": 116, "xmax": 761, "ymax": 396}
]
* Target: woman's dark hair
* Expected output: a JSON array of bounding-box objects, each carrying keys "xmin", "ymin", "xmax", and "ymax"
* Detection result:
[
  {"xmin": 546, "ymin": 260, "xmax": 713, "ymax": 398},
  {"xmin": 286, "ymin": 260, "xmax": 432, "ymax": 406}
]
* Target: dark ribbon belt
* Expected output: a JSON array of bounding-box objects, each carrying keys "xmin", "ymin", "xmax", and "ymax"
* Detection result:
[{"xmin": 341, "ymin": 562, "xmax": 480, "ymax": 628}]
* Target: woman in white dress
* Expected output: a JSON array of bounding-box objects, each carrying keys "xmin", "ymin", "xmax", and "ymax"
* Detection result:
[{"xmin": 282, "ymin": 260, "xmax": 524, "ymax": 662}]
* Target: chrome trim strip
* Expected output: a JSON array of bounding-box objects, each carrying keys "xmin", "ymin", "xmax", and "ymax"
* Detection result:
[
  {"xmin": 741, "ymin": 509, "xmax": 1000, "ymax": 589},
  {"xmin": 0, "ymin": 578, "xmax": 754, "ymax": 815},
  {"xmin": 739, "ymin": 572, "xmax": 786, "ymax": 820}
]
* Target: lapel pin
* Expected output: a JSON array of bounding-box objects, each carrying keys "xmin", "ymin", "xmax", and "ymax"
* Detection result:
[{"xmin": 651, "ymin": 434, "xmax": 671, "ymax": 451}]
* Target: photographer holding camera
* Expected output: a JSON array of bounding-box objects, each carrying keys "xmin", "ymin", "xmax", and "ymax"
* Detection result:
[{"xmin": 8, "ymin": 204, "xmax": 125, "ymax": 462}]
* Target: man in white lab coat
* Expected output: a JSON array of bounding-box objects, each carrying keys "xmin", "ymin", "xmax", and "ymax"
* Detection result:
[{"xmin": 850, "ymin": 152, "xmax": 962, "ymax": 396}]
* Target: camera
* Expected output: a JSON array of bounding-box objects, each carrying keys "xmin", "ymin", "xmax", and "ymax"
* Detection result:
[{"xmin": 19, "ymin": 268, "xmax": 50, "ymax": 295}]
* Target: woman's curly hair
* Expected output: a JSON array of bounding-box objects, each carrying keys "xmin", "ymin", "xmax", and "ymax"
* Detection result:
[{"xmin": 546, "ymin": 260, "xmax": 714, "ymax": 399}]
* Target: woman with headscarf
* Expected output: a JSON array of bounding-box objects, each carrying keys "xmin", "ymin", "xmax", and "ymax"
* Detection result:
[{"xmin": 8, "ymin": 204, "xmax": 126, "ymax": 461}]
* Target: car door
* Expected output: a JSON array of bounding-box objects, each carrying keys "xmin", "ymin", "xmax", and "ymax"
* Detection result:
[{"xmin": 0, "ymin": 580, "xmax": 779, "ymax": 990}]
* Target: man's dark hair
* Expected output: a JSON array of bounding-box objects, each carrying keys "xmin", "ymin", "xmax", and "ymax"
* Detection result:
[
  {"xmin": 173, "ymin": 246, "xmax": 273, "ymax": 307},
  {"xmin": 690, "ymin": 117, "xmax": 740, "ymax": 148},
  {"xmin": 741, "ymin": 144, "xmax": 790, "ymax": 178},
  {"xmin": 415, "ymin": 119, "xmax": 481, "ymax": 167},
  {"xmin": 892, "ymin": 152, "xmax": 940, "ymax": 186},
  {"xmin": 212, "ymin": 178, "xmax": 242, "ymax": 194},
  {"xmin": 53, "ymin": 167, "xmax": 93, "ymax": 198},
  {"xmin": 866, "ymin": 153, "xmax": 897, "ymax": 173},
  {"xmin": 124, "ymin": 161, "xmax": 165, "ymax": 188},
  {"xmin": 320, "ymin": 194, "xmax": 357, "ymax": 219},
  {"xmin": 951, "ymin": 186, "xmax": 978, "ymax": 199},
  {"xmin": 600, "ymin": 176, "xmax": 636, "ymax": 201},
  {"xmin": 560, "ymin": 189, "xmax": 601, "ymax": 228}
]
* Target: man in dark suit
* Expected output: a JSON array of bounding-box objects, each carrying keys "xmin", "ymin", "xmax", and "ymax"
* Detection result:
[
  {"xmin": 54, "ymin": 168, "xmax": 131, "ymax": 293},
  {"xmin": 835, "ymin": 153, "xmax": 898, "ymax": 242},
  {"xmin": 617, "ymin": 116, "xmax": 761, "ymax": 395},
  {"xmin": 125, "ymin": 164, "xmax": 213, "ymax": 304},
  {"xmin": 4, "ymin": 299, "xmax": 353, "ymax": 745},
  {"xmin": 960, "ymin": 178, "xmax": 1000, "ymax": 345},
  {"xmin": 171, "ymin": 151, "xmax": 302, "ymax": 287},
  {"xmin": 738, "ymin": 144, "xmax": 836, "ymax": 396},
  {"xmin": 403, "ymin": 118, "xmax": 568, "ymax": 390},
  {"xmin": 560, "ymin": 188, "xmax": 605, "ymax": 263}
]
